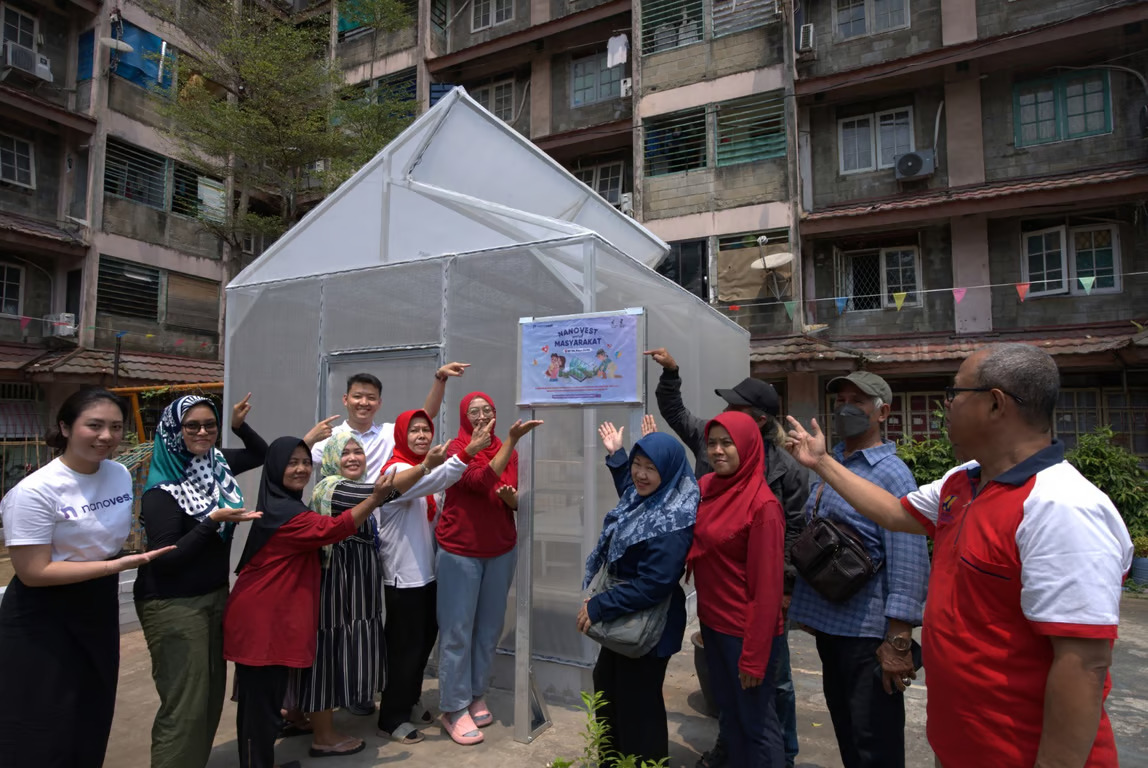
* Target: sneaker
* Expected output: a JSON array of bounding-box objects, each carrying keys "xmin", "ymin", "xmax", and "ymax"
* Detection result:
[{"xmin": 345, "ymin": 699, "xmax": 376, "ymax": 716}]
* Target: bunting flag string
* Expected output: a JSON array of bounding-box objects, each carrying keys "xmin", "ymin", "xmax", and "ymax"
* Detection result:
[
  {"xmin": 783, "ymin": 301, "xmax": 796, "ymax": 319},
  {"xmin": 9, "ymin": 313, "xmax": 219, "ymax": 352},
  {"xmin": 835, "ymin": 297, "xmax": 848, "ymax": 315},
  {"xmin": 893, "ymin": 292, "xmax": 908, "ymax": 311},
  {"xmin": 1016, "ymin": 283, "xmax": 1031, "ymax": 302},
  {"xmin": 1079, "ymin": 276, "xmax": 1096, "ymax": 295},
  {"xmin": 953, "ymin": 287, "xmax": 967, "ymax": 304}
]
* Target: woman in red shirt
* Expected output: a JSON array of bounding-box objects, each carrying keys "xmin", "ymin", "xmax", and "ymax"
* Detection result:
[
  {"xmin": 223, "ymin": 437, "xmax": 407, "ymax": 768},
  {"xmin": 435, "ymin": 392, "xmax": 542, "ymax": 745},
  {"xmin": 688, "ymin": 411, "xmax": 786, "ymax": 767}
]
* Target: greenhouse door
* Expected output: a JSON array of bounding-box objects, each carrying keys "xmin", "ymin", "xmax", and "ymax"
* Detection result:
[{"xmin": 321, "ymin": 347, "xmax": 442, "ymax": 428}]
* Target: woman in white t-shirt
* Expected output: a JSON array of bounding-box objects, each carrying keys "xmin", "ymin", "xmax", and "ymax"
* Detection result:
[
  {"xmin": 373, "ymin": 409, "xmax": 491, "ymax": 744},
  {"xmin": 0, "ymin": 388, "xmax": 175, "ymax": 767}
]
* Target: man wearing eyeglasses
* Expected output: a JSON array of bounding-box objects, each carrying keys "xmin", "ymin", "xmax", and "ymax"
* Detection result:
[{"xmin": 785, "ymin": 344, "xmax": 1133, "ymax": 768}]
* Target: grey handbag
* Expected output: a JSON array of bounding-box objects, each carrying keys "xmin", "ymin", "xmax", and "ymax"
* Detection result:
[{"xmin": 585, "ymin": 568, "xmax": 671, "ymax": 659}]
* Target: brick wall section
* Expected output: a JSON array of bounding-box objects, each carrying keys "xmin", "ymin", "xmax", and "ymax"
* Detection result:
[
  {"xmin": 975, "ymin": 0, "xmax": 1114, "ymax": 39},
  {"xmin": 713, "ymin": 156, "xmax": 788, "ymax": 208},
  {"xmin": 643, "ymin": 168, "xmax": 714, "ymax": 218},
  {"xmin": 809, "ymin": 87, "xmax": 949, "ymax": 209},
  {"xmin": 95, "ymin": 313, "xmax": 219, "ymax": 356},
  {"xmin": 642, "ymin": 156, "xmax": 787, "ymax": 220},
  {"xmin": 988, "ymin": 212, "xmax": 1148, "ymax": 329},
  {"xmin": 336, "ymin": 25, "xmax": 418, "ymax": 70},
  {"xmin": 0, "ymin": 128, "xmax": 61, "ymax": 222},
  {"xmin": 107, "ymin": 77, "xmax": 172, "ymax": 131},
  {"xmin": 640, "ymin": 23, "xmax": 783, "ymax": 94},
  {"xmin": 549, "ymin": 50, "xmax": 633, "ymax": 134},
  {"xmin": 102, "ymin": 197, "xmax": 224, "ymax": 260},
  {"xmin": 810, "ymin": 225, "xmax": 955, "ymax": 335},
  {"xmin": 799, "ymin": 0, "xmax": 942, "ymax": 79},
  {"xmin": 980, "ymin": 52, "xmax": 1148, "ymax": 184}
]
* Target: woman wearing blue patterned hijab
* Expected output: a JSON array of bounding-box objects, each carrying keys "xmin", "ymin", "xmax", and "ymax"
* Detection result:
[{"xmin": 578, "ymin": 421, "xmax": 699, "ymax": 766}]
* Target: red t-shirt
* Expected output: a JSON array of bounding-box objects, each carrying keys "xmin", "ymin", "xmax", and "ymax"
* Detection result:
[
  {"xmin": 223, "ymin": 510, "xmax": 356, "ymax": 667},
  {"xmin": 691, "ymin": 494, "xmax": 786, "ymax": 678},
  {"xmin": 901, "ymin": 445, "xmax": 1132, "ymax": 768},
  {"xmin": 436, "ymin": 454, "xmax": 517, "ymax": 559}
]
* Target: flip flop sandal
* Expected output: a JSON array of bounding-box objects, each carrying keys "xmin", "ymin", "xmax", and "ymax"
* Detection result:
[
  {"xmin": 308, "ymin": 738, "xmax": 366, "ymax": 758},
  {"xmin": 468, "ymin": 698, "xmax": 493, "ymax": 728},
  {"xmin": 379, "ymin": 722, "xmax": 425, "ymax": 745},
  {"xmin": 440, "ymin": 711, "xmax": 484, "ymax": 745}
]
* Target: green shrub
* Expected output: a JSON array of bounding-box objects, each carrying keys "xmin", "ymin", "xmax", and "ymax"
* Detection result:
[
  {"xmin": 547, "ymin": 690, "xmax": 668, "ymax": 768},
  {"xmin": 895, "ymin": 408, "xmax": 955, "ymax": 488},
  {"xmin": 1065, "ymin": 426, "xmax": 1148, "ymax": 540}
]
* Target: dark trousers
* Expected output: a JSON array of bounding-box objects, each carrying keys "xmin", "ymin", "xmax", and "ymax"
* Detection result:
[
  {"xmin": 378, "ymin": 582, "xmax": 438, "ymax": 734},
  {"xmin": 702, "ymin": 625, "xmax": 785, "ymax": 768},
  {"xmin": 593, "ymin": 646, "xmax": 672, "ymax": 765},
  {"xmin": 814, "ymin": 632, "xmax": 905, "ymax": 768},
  {"xmin": 235, "ymin": 663, "xmax": 289, "ymax": 768},
  {"xmin": 774, "ymin": 631, "xmax": 798, "ymax": 766}
]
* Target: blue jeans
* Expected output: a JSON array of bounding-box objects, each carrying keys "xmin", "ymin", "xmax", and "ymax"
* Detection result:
[
  {"xmin": 773, "ymin": 631, "xmax": 799, "ymax": 766},
  {"xmin": 702, "ymin": 624, "xmax": 785, "ymax": 768},
  {"xmin": 435, "ymin": 548, "xmax": 516, "ymax": 714}
]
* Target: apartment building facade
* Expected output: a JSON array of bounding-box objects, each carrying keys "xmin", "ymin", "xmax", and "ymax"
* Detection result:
[{"xmin": 738, "ymin": 0, "xmax": 1148, "ymax": 455}]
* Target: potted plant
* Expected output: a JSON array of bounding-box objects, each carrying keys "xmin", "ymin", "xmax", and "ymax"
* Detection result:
[{"xmin": 1131, "ymin": 536, "xmax": 1148, "ymax": 586}]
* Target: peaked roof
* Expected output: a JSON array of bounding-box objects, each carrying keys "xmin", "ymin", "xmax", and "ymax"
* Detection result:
[{"xmin": 230, "ymin": 88, "xmax": 666, "ymax": 288}]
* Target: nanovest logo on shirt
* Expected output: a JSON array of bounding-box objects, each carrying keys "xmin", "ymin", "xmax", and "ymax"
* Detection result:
[{"xmin": 59, "ymin": 493, "xmax": 133, "ymax": 520}]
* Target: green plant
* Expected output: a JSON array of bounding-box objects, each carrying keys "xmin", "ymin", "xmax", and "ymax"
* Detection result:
[
  {"xmin": 1066, "ymin": 426, "xmax": 1148, "ymax": 540},
  {"xmin": 895, "ymin": 408, "xmax": 955, "ymax": 487},
  {"xmin": 547, "ymin": 690, "xmax": 669, "ymax": 768},
  {"xmin": 1131, "ymin": 535, "xmax": 1148, "ymax": 559}
]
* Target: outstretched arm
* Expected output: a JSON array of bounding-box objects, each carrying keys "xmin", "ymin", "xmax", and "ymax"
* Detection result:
[{"xmin": 423, "ymin": 362, "xmax": 470, "ymax": 419}]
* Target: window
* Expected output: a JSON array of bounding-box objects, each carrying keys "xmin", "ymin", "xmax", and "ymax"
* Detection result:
[
  {"xmin": 1054, "ymin": 390, "xmax": 1101, "ymax": 450},
  {"xmin": 712, "ymin": 0, "xmax": 777, "ymax": 37},
  {"xmin": 1106, "ymin": 389, "xmax": 1148, "ymax": 456},
  {"xmin": 571, "ymin": 53, "xmax": 621, "ymax": 108},
  {"xmin": 837, "ymin": 107, "xmax": 914, "ymax": 173},
  {"xmin": 431, "ymin": 0, "xmax": 448, "ymax": 33},
  {"xmin": 835, "ymin": 0, "xmax": 907, "ymax": 39},
  {"xmin": 472, "ymin": 79, "xmax": 515, "ymax": 122},
  {"xmin": 573, "ymin": 161, "xmax": 625, "ymax": 206},
  {"xmin": 472, "ymin": 0, "xmax": 512, "ymax": 31},
  {"xmin": 0, "ymin": 134, "xmax": 34, "ymax": 188},
  {"xmin": 104, "ymin": 138, "xmax": 167, "ymax": 210},
  {"xmin": 97, "ymin": 256, "xmax": 161, "ymax": 320},
  {"xmin": 165, "ymin": 273, "xmax": 220, "ymax": 334},
  {"xmin": 1021, "ymin": 224, "xmax": 1121, "ymax": 297},
  {"xmin": 0, "ymin": 264, "xmax": 21, "ymax": 316},
  {"xmin": 655, "ymin": 240, "xmax": 708, "ymax": 299},
  {"xmin": 1014, "ymin": 71, "xmax": 1111, "ymax": 147},
  {"xmin": 644, "ymin": 108, "xmax": 707, "ymax": 176},
  {"xmin": 715, "ymin": 91, "xmax": 786, "ymax": 166},
  {"xmin": 2, "ymin": 5, "xmax": 35, "ymax": 49},
  {"xmin": 836, "ymin": 247, "xmax": 920, "ymax": 310},
  {"xmin": 640, "ymin": 0, "xmax": 704, "ymax": 54}
]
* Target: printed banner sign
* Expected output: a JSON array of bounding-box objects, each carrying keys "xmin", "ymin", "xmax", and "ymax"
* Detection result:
[{"xmin": 519, "ymin": 312, "xmax": 642, "ymax": 406}]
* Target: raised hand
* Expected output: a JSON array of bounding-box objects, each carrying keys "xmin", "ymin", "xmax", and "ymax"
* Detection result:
[
  {"xmin": 437, "ymin": 362, "xmax": 470, "ymax": 379},
  {"xmin": 598, "ymin": 422, "xmax": 624, "ymax": 454},
  {"xmin": 303, "ymin": 415, "xmax": 341, "ymax": 448},
  {"xmin": 641, "ymin": 414, "xmax": 658, "ymax": 436},
  {"xmin": 231, "ymin": 393, "xmax": 253, "ymax": 430},
  {"xmin": 785, "ymin": 415, "xmax": 828, "ymax": 469},
  {"xmin": 466, "ymin": 418, "xmax": 494, "ymax": 456},
  {"xmin": 496, "ymin": 485, "xmax": 518, "ymax": 509},
  {"xmin": 424, "ymin": 444, "xmax": 448, "ymax": 470},
  {"xmin": 372, "ymin": 471, "xmax": 395, "ymax": 501},
  {"xmin": 208, "ymin": 507, "xmax": 263, "ymax": 524},
  {"xmin": 643, "ymin": 348, "xmax": 678, "ymax": 371},
  {"xmin": 508, "ymin": 419, "xmax": 544, "ymax": 441}
]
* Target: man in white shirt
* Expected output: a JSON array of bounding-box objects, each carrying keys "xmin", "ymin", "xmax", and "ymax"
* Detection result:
[{"xmin": 308, "ymin": 362, "xmax": 468, "ymax": 716}]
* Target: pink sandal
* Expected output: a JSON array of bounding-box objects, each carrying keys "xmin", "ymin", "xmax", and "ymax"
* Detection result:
[
  {"xmin": 468, "ymin": 697, "xmax": 493, "ymax": 728},
  {"xmin": 440, "ymin": 710, "xmax": 484, "ymax": 745}
]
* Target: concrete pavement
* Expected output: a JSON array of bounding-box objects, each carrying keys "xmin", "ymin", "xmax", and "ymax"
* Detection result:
[{"xmin": 105, "ymin": 596, "xmax": 1148, "ymax": 768}]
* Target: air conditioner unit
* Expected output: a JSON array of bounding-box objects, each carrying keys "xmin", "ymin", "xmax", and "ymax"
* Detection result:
[
  {"xmin": 797, "ymin": 24, "xmax": 815, "ymax": 53},
  {"xmin": 620, "ymin": 77, "xmax": 633, "ymax": 98},
  {"xmin": 43, "ymin": 313, "xmax": 76, "ymax": 338},
  {"xmin": 894, "ymin": 149, "xmax": 936, "ymax": 180},
  {"xmin": 618, "ymin": 192, "xmax": 634, "ymax": 216},
  {"xmin": 3, "ymin": 42, "xmax": 53, "ymax": 83}
]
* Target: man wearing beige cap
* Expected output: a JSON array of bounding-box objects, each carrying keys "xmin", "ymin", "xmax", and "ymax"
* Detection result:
[{"xmin": 787, "ymin": 371, "xmax": 929, "ymax": 768}]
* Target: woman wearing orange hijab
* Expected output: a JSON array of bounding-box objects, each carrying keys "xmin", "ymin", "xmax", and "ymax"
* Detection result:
[
  {"xmin": 689, "ymin": 411, "xmax": 787, "ymax": 767},
  {"xmin": 434, "ymin": 392, "xmax": 541, "ymax": 745}
]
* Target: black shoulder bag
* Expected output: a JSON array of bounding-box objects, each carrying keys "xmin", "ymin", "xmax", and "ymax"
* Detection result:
[{"xmin": 789, "ymin": 484, "xmax": 882, "ymax": 603}]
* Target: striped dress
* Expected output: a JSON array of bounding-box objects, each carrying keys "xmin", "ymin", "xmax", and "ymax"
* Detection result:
[{"xmin": 295, "ymin": 480, "xmax": 387, "ymax": 712}]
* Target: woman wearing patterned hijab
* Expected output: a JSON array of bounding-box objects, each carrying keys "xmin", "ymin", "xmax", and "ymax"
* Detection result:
[{"xmin": 133, "ymin": 393, "xmax": 266, "ymax": 768}]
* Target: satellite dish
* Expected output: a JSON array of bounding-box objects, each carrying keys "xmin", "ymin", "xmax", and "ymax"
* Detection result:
[
  {"xmin": 750, "ymin": 252, "xmax": 794, "ymax": 271},
  {"xmin": 100, "ymin": 37, "xmax": 134, "ymax": 53}
]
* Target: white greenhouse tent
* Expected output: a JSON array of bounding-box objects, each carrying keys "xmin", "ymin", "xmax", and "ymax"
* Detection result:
[{"xmin": 224, "ymin": 88, "xmax": 749, "ymax": 739}]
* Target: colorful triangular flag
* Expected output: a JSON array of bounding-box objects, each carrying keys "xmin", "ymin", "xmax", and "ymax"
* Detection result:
[
  {"xmin": 174, "ymin": 339, "xmax": 184, "ymax": 347},
  {"xmin": 1079, "ymin": 276, "xmax": 1096, "ymax": 295},
  {"xmin": 729, "ymin": 304, "xmax": 741, "ymax": 312},
  {"xmin": 115, "ymin": 331, "xmax": 128, "ymax": 339},
  {"xmin": 835, "ymin": 297, "xmax": 848, "ymax": 315},
  {"xmin": 783, "ymin": 301, "xmax": 796, "ymax": 319},
  {"xmin": 893, "ymin": 292, "xmax": 908, "ymax": 311},
  {"xmin": 19, "ymin": 317, "xmax": 29, "ymax": 331},
  {"xmin": 1016, "ymin": 283, "xmax": 1030, "ymax": 302},
  {"xmin": 953, "ymin": 287, "xmax": 967, "ymax": 304}
]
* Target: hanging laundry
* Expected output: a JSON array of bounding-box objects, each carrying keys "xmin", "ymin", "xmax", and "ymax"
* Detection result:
[{"xmin": 607, "ymin": 34, "xmax": 629, "ymax": 68}]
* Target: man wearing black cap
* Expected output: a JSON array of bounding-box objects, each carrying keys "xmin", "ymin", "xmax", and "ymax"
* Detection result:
[{"xmin": 645, "ymin": 348, "xmax": 809, "ymax": 768}]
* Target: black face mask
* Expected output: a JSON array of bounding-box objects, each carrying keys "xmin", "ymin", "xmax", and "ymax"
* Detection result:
[{"xmin": 833, "ymin": 404, "xmax": 872, "ymax": 439}]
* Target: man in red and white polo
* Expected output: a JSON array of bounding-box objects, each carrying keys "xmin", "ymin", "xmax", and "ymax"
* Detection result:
[{"xmin": 784, "ymin": 343, "xmax": 1133, "ymax": 768}]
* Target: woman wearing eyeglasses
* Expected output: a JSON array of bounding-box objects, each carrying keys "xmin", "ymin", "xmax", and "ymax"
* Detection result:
[{"xmin": 133, "ymin": 394, "xmax": 267, "ymax": 768}]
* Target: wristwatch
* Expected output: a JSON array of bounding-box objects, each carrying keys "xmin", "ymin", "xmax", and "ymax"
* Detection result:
[
  {"xmin": 885, "ymin": 634, "xmax": 912, "ymax": 652},
  {"xmin": 434, "ymin": 371, "xmax": 448, "ymax": 382},
  {"xmin": 420, "ymin": 462, "xmax": 431, "ymax": 476}
]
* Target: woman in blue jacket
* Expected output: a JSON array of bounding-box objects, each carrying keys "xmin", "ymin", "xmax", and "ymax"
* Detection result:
[{"xmin": 577, "ymin": 419, "xmax": 699, "ymax": 765}]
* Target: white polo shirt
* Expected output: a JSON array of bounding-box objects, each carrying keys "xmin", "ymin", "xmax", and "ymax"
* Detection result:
[
  {"xmin": 1, "ymin": 457, "xmax": 133, "ymax": 562},
  {"xmin": 310, "ymin": 420, "xmax": 396, "ymax": 477}
]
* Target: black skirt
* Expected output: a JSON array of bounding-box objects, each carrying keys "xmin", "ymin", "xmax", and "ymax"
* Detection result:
[{"xmin": 0, "ymin": 573, "xmax": 120, "ymax": 768}]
